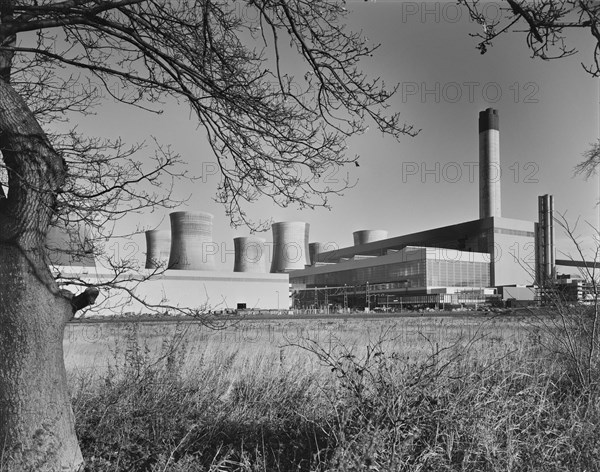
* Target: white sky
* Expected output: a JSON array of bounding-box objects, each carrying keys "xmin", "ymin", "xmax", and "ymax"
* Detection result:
[{"xmin": 67, "ymin": 1, "xmax": 600, "ymax": 270}]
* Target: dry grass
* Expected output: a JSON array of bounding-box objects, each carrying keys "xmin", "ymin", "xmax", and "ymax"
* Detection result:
[
  {"xmin": 64, "ymin": 316, "xmax": 537, "ymax": 376},
  {"xmin": 65, "ymin": 315, "xmax": 600, "ymax": 471}
]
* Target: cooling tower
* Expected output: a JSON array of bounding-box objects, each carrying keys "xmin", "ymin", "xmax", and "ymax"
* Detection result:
[
  {"xmin": 309, "ymin": 242, "xmax": 324, "ymax": 265},
  {"xmin": 234, "ymin": 236, "xmax": 267, "ymax": 273},
  {"xmin": 145, "ymin": 230, "xmax": 171, "ymax": 269},
  {"xmin": 353, "ymin": 230, "xmax": 388, "ymax": 246},
  {"xmin": 270, "ymin": 221, "xmax": 310, "ymax": 273},
  {"xmin": 479, "ymin": 108, "xmax": 501, "ymax": 219},
  {"xmin": 46, "ymin": 219, "xmax": 95, "ymax": 267},
  {"xmin": 168, "ymin": 211, "xmax": 215, "ymax": 270}
]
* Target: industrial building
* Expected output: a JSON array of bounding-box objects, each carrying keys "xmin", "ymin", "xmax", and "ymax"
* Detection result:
[
  {"xmin": 288, "ymin": 108, "xmax": 542, "ymax": 310},
  {"xmin": 50, "ymin": 108, "xmax": 576, "ymax": 315},
  {"xmin": 53, "ymin": 210, "xmax": 291, "ymax": 316},
  {"xmin": 57, "ymin": 265, "xmax": 290, "ymax": 316},
  {"xmin": 291, "ymin": 246, "xmax": 494, "ymax": 310},
  {"xmin": 300, "ymin": 216, "xmax": 535, "ymax": 286}
]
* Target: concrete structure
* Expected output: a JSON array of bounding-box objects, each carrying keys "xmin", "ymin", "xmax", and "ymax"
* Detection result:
[
  {"xmin": 168, "ymin": 211, "xmax": 215, "ymax": 270},
  {"xmin": 145, "ymin": 230, "xmax": 171, "ymax": 269},
  {"xmin": 287, "ymin": 109, "xmax": 544, "ymax": 307},
  {"xmin": 291, "ymin": 246, "xmax": 493, "ymax": 309},
  {"xmin": 293, "ymin": 246, "xmax": 490, "ymax": 290},
  {"xmin": 51, "ymin": 211, "xmax": 293, "ymax": 316},
  {"xmin": 555, "ymin": 274, "xmax": 591, "ymax": 302},
  {"xmin": 309, "ymin": 217, "xmax": 535, "ymax": 287},
  {"xmin": 535, "ymin": 194, "xmax": 555, "ymax": 285},
  {"xmin": 309, "ymin": 242, "xmax": 325, "ymax": 266},
  {"xmin": 299, "ymin": 109, "xmax": 542, "ymax": 288},
  {"xmin": 56, "ymin": 266, "xmax": 290, "ymax": 315},
  {"xmin": 233, "ymin": 236, "xmax": 267, "ymax": 273},
  {"xmin": 46, "ymin": 220, "xmax": 95, "ymax": 267},
  {"xmin": 353, "ymin": 230, "xmax": 389, "ymax": 246},
  {"xmin": 479, "ymin": 108, "xmax": 501, "ymax": 219},
  {"xmin": 498, "ymin": 286, "xmax": 536, "ymax": 302},
  {"xmin": 270, "ymin": 221, "xmax": 310, "ymax": 273},
  {"xmin": 55, "ymin": 109, "xmax": 557, "ymax": 315}
]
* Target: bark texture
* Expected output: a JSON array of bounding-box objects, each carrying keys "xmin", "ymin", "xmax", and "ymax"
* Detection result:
[
  {"xmin": 0, "ymin": 250, "xmax": 83, "ymax": 471},
  {"xmin": 0, "ymin": 78, "xmax": 84, "ymax": 470}
]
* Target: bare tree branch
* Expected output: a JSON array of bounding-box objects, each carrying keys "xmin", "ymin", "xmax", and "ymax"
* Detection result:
[{"xmin": 575, "ymin": 139, "xmax": 600, "ymax": 179}]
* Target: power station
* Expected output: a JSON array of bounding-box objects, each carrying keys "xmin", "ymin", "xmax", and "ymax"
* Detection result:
[
  {"xmin": 287, "ymin": 108, "xmax": 559, "ymax": 309},
  {"xmin": 52, "ymin": 108, "xmax": 575, "ymax": 315}
]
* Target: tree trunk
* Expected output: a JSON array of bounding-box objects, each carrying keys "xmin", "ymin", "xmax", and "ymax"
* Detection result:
[
  {"xmin": 0, "ymin": 247, "xmax": 84, "ymax": 471},
  {"xmin": 0, "ymin": 74, "xmax": 83, "ymax": 470}
]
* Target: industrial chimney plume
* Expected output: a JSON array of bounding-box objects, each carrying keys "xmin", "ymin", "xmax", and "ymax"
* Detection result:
[{"xmin": 479, "ymin": 108, "xmax": 501, "ymax": 219}]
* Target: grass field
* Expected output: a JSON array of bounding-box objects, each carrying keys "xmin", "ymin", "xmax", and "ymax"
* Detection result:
[
  {"xmin": 65, "ymin": 314, "xmax": 600, "ymax": 471},
  {"xmin": 64, "ymin": 315, "xmax": 537, "ymax": 374}
]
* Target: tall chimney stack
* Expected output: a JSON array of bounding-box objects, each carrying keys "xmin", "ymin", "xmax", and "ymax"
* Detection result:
[
  {"xmin": 535, "ymin": 194, "xmax": 555, "ymax": 285},
  {"xmin": 479, "ymin": 108, "xmax": 501, "ymax": 219}
]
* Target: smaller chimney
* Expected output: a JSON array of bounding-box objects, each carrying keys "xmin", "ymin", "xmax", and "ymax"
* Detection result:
[{"xmin": 535, "ymin": 194, "xmax": 555, "ymax": 285}]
